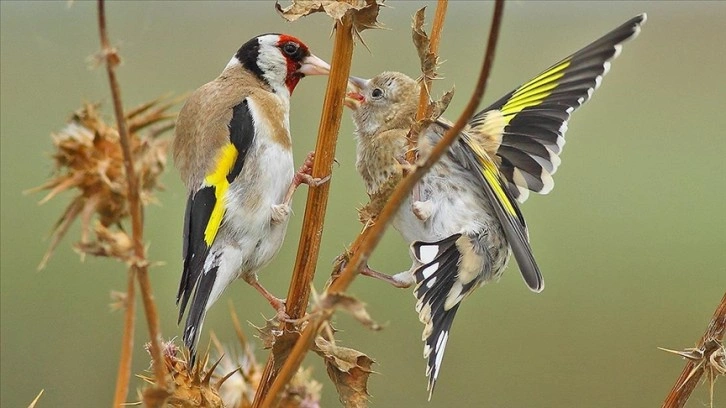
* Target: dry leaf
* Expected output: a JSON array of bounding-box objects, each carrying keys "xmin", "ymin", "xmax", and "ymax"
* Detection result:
[
  {"xmin": 252, "ymin": 317, "xmax": 283, "ymax": 350},
  {"xmin": 412, "ymin": 7, "xmax": 439, "ymax": 82},
  {"xmin": 272, "ymin": 330, "xmax": 301, "ymax": 373},
  {"xmin": 314, "ymin": 337, "xmax": 374, "ymax": 408},
  {"xmin": 276, "ymin": 0, "xmax": 384, "ymax": 36},
  {"xmin": 252, "ymin": 317, "xmax": 301, "ymax": 373},
  {"xmin": 426, "ymin": 88, "xmax": 454, "ymax": 121},
  {"xmin": 325, "ymin": 293, "xmax": 381, "ymax": 331},
  {"xmin": 410, "ymin": 88, "xmax": 455, "ymax": 140}
]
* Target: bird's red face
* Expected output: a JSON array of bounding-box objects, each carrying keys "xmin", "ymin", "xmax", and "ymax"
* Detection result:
[{"xmin": 276, "ymin": 35, "xmax": 330, "ymax": 94}]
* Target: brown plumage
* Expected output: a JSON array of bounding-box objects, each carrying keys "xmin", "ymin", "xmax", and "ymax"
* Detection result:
[{"xmin": 173, "ymin": 33, "xmax": 329, "ymax": 364}]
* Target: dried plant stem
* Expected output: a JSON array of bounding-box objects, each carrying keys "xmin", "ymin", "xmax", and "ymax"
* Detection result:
[
  {"xmin": 112, "ymin": 270, "xmax": 136, "ymax": 407},
  {"xmin": 415, "ymin": 0, "xmax": 448, "ymax": 116},
  {"xmin": 97, "ymin": 0, "xmax": 168, "ymax": 403},
  {"xmin": 258, "ymin": 1, "xmax": 505, "ymax": 406},
  {"xmin": 251, "ymin": 14, "xmax": 356, "ymax": 408},
  {"xmin": 409, "ymin": 0, "xmax": 448, "ymax": 163},
  {"xmin": 662, "ymin": 291, "xmax": 726, "ymax": 408}
]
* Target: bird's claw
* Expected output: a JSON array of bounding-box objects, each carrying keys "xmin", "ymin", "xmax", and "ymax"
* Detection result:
[{"xmin": 294, "ymin": 151, "xmax": 331, "ymax": 188}]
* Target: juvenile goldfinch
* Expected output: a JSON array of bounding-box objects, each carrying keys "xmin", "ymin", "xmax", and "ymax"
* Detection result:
[
  {"xmin": 173, "ymin": 33, "xmax": 330, "ymax": 362},
  {"xmin": 346, "ymin": 15, "xmax": 645, "ymax": 397}
]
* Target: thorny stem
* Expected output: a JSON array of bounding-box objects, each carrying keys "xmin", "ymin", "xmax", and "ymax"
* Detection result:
[
  {"xmin": 662, "ymin": 291, "xmax": 726, "ymax": 408},
  {"xmin": 252, "ymin": 13, "xmax": 355, "ymax": 408},
  {"xmin": 259, "ymin": 1, "xmax": 505, "ymax": 406},
  {"xmin": 415, "ymin": 0, "xmax": 448, "ymax": 118},
  {"xmin": 112, "ymin": 271, "xmax": 136, "ymax": 407},
  {"xmin": 97, "ymin": 0, "xmax": 168, "ymax": 404},
  {"xmin": 408, "ymin": 0, "xmax": 448, "ymax": 163}
]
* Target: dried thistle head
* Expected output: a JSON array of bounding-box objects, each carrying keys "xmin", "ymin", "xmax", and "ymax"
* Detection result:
[
  {"xmin": 138, "ymin": 340, "xmax": 224, "ymax": 408},
  {"xmin": 27, "ymin": 99, "xmax": 175, "ymax": 268}
]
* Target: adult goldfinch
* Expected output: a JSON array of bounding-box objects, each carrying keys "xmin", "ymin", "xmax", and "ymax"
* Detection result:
[
  {"xmin": 346, "ymin": 15, "xmax": 645, "ymax": 397},
  {"xmin": 173, "ymin": 33, "xmax": 330, "ymax": 361}
]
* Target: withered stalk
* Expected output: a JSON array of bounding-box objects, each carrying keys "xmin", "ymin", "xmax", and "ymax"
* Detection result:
[
  {"xmin": 97, "ymin": 0, "xmax": 168, "ymax": 405},
  {"xmin": 409, "ymin": 0, "xmax": 449, "ymax": 162},
  {"xmin": 662, "ymin": 291, "xmax": 726, "ymax": 408}
]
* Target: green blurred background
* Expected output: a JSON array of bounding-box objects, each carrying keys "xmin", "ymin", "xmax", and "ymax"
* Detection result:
[{"xmin": 2, "ymin": 1, "xmax": 725, "ymax": 407}]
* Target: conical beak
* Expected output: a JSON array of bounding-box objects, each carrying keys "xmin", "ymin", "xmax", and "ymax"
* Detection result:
[
  {"xmin": 344, "ymin": 76, "xmax": 369, "ymax": 110},
  {"xmin": 297, "ymin": 54, "xmax": 331, "ymax": 76}
]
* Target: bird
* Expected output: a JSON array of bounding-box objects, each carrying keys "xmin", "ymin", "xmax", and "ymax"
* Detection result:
[
  {"xmin": 172, "ymin": 33, "xmax": 330, "ymax": 363},
  {"xmin": 345, "ymin": 14, "xmax": 646, "ymax": 397}
]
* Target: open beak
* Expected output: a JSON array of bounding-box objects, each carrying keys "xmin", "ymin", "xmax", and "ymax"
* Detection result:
[
  {"xmin": 297, "ymin": 54, "xmax": 331, "ymax": 76},
  {"xmin": 344, "ymin": 76, "xmax": 369, "ymax": 110}
]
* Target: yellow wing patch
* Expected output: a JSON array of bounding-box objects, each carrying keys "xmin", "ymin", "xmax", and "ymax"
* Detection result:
[
  {"xmin": 203, "ymin": 143, "xmax": 238, "ymax": 245},
  {"xmin": 501, "ymin": 58, "xmax": 572, "ymax": 124},
  {"xmin": 463, "ymin": 134, "xmax": 517, "ymax": 216}
]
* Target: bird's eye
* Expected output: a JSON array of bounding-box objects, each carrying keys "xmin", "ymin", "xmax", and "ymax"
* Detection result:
[
  {"xmin": 371, "ymin": 88, "xmax": 384, "ymax": 99},
  {"xmin": 282, "ymin": 42, "xmax": 299, "ymax": 56}
]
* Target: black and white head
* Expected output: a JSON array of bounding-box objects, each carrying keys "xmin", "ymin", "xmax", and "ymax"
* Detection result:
[
  {"xmin": 227, "ymin": 33, "xmax": 330, "ymax": 96},
  {"xmin": 345, "ymin": 71, "xmax": 420, "ymax": 137}
]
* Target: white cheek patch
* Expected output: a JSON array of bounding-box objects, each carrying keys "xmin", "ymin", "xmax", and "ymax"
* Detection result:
[{"xmin": 255, "ymin": 35, "xmax": 291, "ymax": 97}]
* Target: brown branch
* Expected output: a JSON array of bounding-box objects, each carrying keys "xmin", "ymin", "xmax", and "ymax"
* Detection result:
[
  {"xmin": 258, "ymin": 1, "xmax": 505, "ymax": 406},
  {"xmin": 408, "ymin": 0, "xmax": 448, "ymax": 163},
  {"xmin": 251, "ymin": 13, "xmax": 356, "ymax": 408},
  {"xmin": 662, "ymin": 291, "xmax": 726, "ymax": 408},
  {"xmin": 97, "ymin": 0, "xmax": 168, "ymax": 404},
  {"xmin": 112, "ymin": 271, "xmax": 136, "ymax": 407}
]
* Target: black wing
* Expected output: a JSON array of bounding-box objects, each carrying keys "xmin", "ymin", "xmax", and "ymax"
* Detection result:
[
  {"xmin": 177, "ymin": 99, "xmax": 255, "ymax": 361},
  {"xmin": 469, "ymin": 14, "xmax": 646, "ymax": 202}
]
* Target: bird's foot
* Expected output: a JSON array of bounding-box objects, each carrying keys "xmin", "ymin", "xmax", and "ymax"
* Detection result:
[
  {"xmin": 281, "ymin": 151, "xmax": 331, "ymax": 207},
  {"xmin": 395, "ymin": 155, "xmax": 416, "ymax": 176},
  {"xmin": 294, "ymin": 151, "xmax": 331, "ymax": 187},
  {"xmin": 412, "ymin": 200, "xmax": 433, "ymax": 221},
  {"xmin": 270, "ymin": 203, "xmax": 291, "ymax": 224}
]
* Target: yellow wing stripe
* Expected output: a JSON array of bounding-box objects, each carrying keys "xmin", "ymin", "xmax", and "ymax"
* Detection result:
[
  {"xmin": 463, "ymin": 134, "xmax": 517, "ymax": 216},
  {"xmin": 512, "ymin": 60, "xmax": 570, "ymax": 99},
  {"xmin": 501, "ymin": 59, "xmax": 571, "ymax": 125},
  {"xmin": 480, "ymin": 159, "xmax": 516, "ymax": 216},
  {"xmin": 203, "ymin": 143, "xmax": 238, "ymax": 245}
]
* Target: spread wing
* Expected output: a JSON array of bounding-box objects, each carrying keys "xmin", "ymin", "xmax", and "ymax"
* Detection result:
[
  {"xmin": 426, "ymin": 122, "xmax": 545, "ymax": 293},
  {"xmin": 469, "ymin": 14, "xmax": 646, "ymax": 202},
  {"xmin": 457, "ymin": 132, "xmax": 544, "ymax": 292},
  {"xmin": 176, "ymin": 99, "xmax": 255, "ymax": 324}
]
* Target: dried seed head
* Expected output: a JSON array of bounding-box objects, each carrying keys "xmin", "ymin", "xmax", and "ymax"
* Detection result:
[
  {"xmin": 139, "ymin": 339, "xmax": 224, "ymax": 408},
  {"xmin": 28, "ymin": 99, "xmax": 174, "ymax": 269}
]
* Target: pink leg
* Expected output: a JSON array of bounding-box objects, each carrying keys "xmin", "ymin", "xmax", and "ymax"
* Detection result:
[
  {"xmin": 360, "ymin": 265, "xmax": 413, "ymax": 289},
  {"xmin": 282, "ymin": 151, "xmax": 331, "ymax": 205},
  {"xmin": 243, "ymin": 275, "xmax": 290, "ymax": 321}
]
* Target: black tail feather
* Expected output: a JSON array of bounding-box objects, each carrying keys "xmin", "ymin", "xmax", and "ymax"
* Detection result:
[
  {"xmin": 411, "ymin": 234, "xmax": 475, "ymax": 398},
  {"xmin": 182, "ymin": 265, "xmax": 218, "ymax": 367}
]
